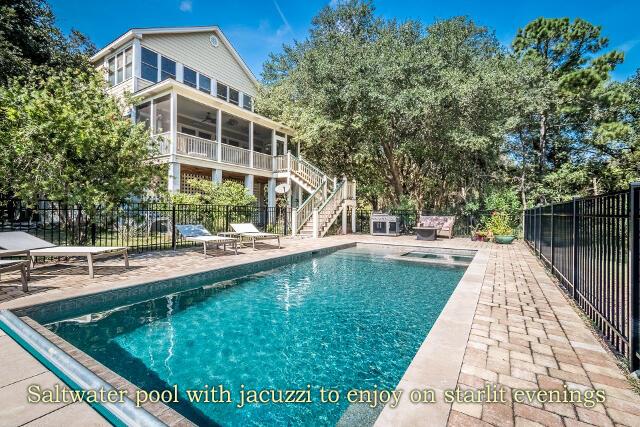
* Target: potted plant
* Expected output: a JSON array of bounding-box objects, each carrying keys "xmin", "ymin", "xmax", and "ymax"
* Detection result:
[{"xmin": 486, "ymin": 212, "xmax": 516, "ymax": 244}]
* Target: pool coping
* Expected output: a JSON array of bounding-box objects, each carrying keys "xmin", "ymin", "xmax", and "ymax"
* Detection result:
[{"xmin": 374, "ymin": 244, "xmax": 490, "ymax": 426}]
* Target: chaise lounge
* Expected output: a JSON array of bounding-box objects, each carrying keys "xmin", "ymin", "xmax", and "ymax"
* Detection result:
[
  {"xmin": 0, "ymin": 231, "xmax": 128, "ymax": 279},
  {"xmin": 176, "ymin": 224, "xmax": 238, "ymax": 256},
  {"xmin": 0, "ymin": 260, "xmax": 30, "ymax": 291},
  {"xmin": 230, "ymin": 223, "xmax": 280, "ymax": 249}
]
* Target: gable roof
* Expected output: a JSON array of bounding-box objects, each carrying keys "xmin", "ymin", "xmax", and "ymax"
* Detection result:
[{"xmin": 90, "ymin": 26, "xmax": 258, "ymax": 87}]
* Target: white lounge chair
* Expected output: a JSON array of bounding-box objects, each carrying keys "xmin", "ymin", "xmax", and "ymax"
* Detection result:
[
  {"xmin": 0, "ymin": 260, "xmax": 30, "ymax": 292},
  {"xmin": 0, "ymin": 231, "xmax": 128, "ymax": 279},
  {"xmin": 230, "ymin": 223, "xmax": 280, "ymax": 250},
  {"xmin": 176, "ymin": 224, "xmax": 238, "ymax": 256}
]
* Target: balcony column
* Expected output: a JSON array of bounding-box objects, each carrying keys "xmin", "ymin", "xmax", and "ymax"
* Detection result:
[
  {"xmin": 170, "ymin": 91, "xmax": 178, "ymax": 157},
  {"xmin": 271, "ymin": 129, "xmax": 277, "ymax": 170},
  {"xmin": 216, "ymin": 109, "xmax": 222, "ymax": 161},
  {"xmin": 167, "ymin": 162, "xmax": 181, "ymax": 193},
  {"xmin": 244, "ymin": 175, "xmax": 254, "ymax": 196},
  {"xmin": 212, "ymin": 169, "xmax": 222, "ymax": 184},
  {"xmin": 268, "ymin": 178, "xmax": 276, "ymax": 209},
  {"xmin": 249, "ymin": 122, "xmax": 254, "ymax": 168}
]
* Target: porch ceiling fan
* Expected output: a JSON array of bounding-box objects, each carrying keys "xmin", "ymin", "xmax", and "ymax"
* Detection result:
[{"xmin": 200, "ymin": 112, "xmax": 216, "ymax": 124}]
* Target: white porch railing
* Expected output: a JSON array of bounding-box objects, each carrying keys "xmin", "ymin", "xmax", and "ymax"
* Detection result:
[
  {"xmin": 253, "ymin": 151, "xmax": 272, "ymax": 170},
  {"xmin": 176, "ymin": 133, "xmax": 217, "ymax": 160},
  {"xmin": 153, "ymin": 132, "xmax": 171, "ymax": 155},
  {"xmin": 288, "ymin": 153, "xmax": 328, "ymax": 190},
  {"xmin": 220, "ymin": 143, "xmax": 251, "ymax": 167}
]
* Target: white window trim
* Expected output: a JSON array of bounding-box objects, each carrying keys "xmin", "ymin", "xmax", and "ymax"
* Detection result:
[{"xmin": 105, "ymin": 42, "xmax": 134, "ymax": 87}]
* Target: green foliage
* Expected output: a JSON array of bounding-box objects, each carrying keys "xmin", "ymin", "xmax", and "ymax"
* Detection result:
[
  {"xmin": 0, "ymin": 68, "xmax": 163, "ymax": 209},
  {"xmin": 508, "ymin": 17, "xmax": 630, "ymax": 205},
  {"xmin": 0, "ymin": 0, "xmax": 94, "ymax": 83},
  {"xmin": 484, "ymin": 188, "xmax": 521, "ymax": 219},
  {"xmin": 484, "ymin": 212, "xmax": 515, "ymax": 236},
  {"xmin": 258, "ymin": 1, "xmax": 513, "ymax": 212},
  {"xmin": 169, "ymin": 179, "xmax": 256, "ymax": 206}
]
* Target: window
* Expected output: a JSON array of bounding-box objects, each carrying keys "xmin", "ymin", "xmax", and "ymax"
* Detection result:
[
  {"xmin": 181, "ymin": 126, "xmax": 197, "ymax": 136},
  {"xmin": 161, "ymin": 57, "xmax": 176, "ymax": 81},
  {"xmin": 198, "ymin": 75, "xmax": 211, "ymax": 94},
  {"xmin": 242, "ymin": 94, "xmax": 253, "ymax": 111},
  {"xmin": 107, "ymin": 57, "xmax": 116, "ymax": 86},
  {"xmin": 141, "ymin": 47, "xmax": 158, "ymax": 82},
  {"xmin": 253, "ymin": 124, "xmax": 272, "ymax": 154},
  {"xmin": 106, "ymin": 47, "xmax": 132, "ymax": 87},
  {"xmin": 199, "ymin": 131, "xmax": 213, "ymax": 140},
  {"xmin": 136, "ymin": 102, "xmax": 151, "ymax": 130},
  {"xmin": 229, "ymin": 88, "xmax": 239, "ymax": 105},
  {"xmin": 217, "ymin": 82, "xmax": 228, "ymax": 100},
  {"xmin": 183, "ymin": 67, "xmax": 197, "ymax": 88},
  {"xmin": 115, "ymin": 53, "xmax": 123, "ymax": 83},
  {"xmin": 124, "ymin": 48, "xmax": 132, "ymax": 79},
  {"xmin": 154, "ymin": 95, "xmax": 171, "ymax": 133}
]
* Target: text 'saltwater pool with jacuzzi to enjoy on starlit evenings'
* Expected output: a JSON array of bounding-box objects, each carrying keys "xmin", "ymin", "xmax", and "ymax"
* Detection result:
[{"xmin": 45, "ymin": 246, "xmax": 470, "ymax": 426}]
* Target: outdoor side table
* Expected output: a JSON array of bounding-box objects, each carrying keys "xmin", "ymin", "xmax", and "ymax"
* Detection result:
[{"xmin": 414, "ymin": 227, "xmax": 438, "ymax": 241}]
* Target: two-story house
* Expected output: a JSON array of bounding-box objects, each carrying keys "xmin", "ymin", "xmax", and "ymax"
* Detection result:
[{"xmin": 92, "ymin": 26, "xmax": 355, "ymax": 237}]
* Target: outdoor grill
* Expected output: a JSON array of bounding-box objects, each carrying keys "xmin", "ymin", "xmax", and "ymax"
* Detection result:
[{"xmin": 370, "ymin": 213, "xmax": 400, "ymax": 236}]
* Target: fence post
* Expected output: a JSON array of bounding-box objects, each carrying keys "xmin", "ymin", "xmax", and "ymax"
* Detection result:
[
  {"xmin": 572, "ymin": 197, "xmax": 578, "ymax": 301},
  {"xmin": 91, "ymin": 223, "xmax": 96, "ymax": 246},
  {"xmin": 283, "ymin": 207, "xmax": 289, "ymax": 236},
  {"xmin": 550, "ymin": 203, "xmax": 555, "ymax": 268},
  {"xmin": 171, "ymin": 204, "xmax": 176, "ymax": 250},
  {"xmin": 629, "ymin": 182, "xmax": 639, "ymax": 372},
  {"xmin": 291, "ymin": 208, "xmax": 297, "ymax": 237},
  {"xmin": 224, "ymin": 205, "xmax": 230, "ymax": 232}
]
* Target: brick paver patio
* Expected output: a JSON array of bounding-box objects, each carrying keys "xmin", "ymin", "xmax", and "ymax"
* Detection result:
[
  {"xmin": 0, "ymin": 236, "xmax": 638, "ymax": 426},
  {"xmin": 449, "ymin": 242, "xmax": 640, "ymax": 427}
]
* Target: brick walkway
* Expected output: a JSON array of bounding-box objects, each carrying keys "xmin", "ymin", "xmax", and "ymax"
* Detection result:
[{"xmin": 449, "ymin": 242, "xmax": 640, "ymax": 427}]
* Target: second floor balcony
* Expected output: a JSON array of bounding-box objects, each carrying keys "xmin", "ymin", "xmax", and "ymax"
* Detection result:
[
  {"xmin": 140, "ymin": 91, "xmax": 297, "ymax": 174},
  {"xmin": 155, "ymin": 131, "xmax": 276, "ymax": 171}
]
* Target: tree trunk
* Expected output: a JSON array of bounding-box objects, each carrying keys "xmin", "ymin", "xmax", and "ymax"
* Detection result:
[
  {"xmin": 538, "ymin": 112, "xmax": 548, "ymax": 175},
  {"xmin": 380, "ymin": 141, "xmax": 403, "ymax": 203}
]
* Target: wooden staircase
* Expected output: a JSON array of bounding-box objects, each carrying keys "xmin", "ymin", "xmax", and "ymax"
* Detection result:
[{"xmin": 286, "ymin": 154, "xmax": 356, "ymax": 238}]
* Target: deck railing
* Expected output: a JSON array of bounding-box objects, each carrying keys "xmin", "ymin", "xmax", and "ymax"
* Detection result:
[
  {"xmin": 220, "ymin": 143, "xmax": 251, "ymax": 167},
  {"xmin": 253, "ymin": 151, "xmax": 272, "ymax": 170},
  {"xmin": 523, "ymin": 183, "xmax": 640, "ymax": 371},
  {"xmin": 176, "ymin": 133, "xmax": 216, "ymax": 160}
]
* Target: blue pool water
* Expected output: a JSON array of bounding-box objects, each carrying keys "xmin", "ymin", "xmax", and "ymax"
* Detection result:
[{"xmin": 47, "ymin": 246, "xmax": 466, "ymax": 426}]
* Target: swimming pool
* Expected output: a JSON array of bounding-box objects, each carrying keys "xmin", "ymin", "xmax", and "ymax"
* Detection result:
[{"xmin": 45, "ymin": 246, "xmax": 467, "ymax": 426}]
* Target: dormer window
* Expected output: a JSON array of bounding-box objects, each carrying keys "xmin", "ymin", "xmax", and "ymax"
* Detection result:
[
  {"xmin": 106, "ymin": 46, "xmax": 132, "ymax": 87},
  {"xmin": 183, "ymin": 66, "xmax": 197, "ymax": 88},
  {"xmin": 199, "ymin": 75, "xmax": 211, "ymax": 94},
  {"xmin": 141, "ymin": 47, "xmax": 158, "ymax": 83},
  {"xmin": 161, "ymin": 57, "xmax": 176, "ymax": 81},
  {"xmin": 243, "ymin": 94, "xmax": 253, "ymax": 111},
  {"xmin": 217, "ymin": 82, "xmax": 228, "ymax": 100},
  {"xmin": 228, "ymin": 88, "xmax": 239, "ymax": 105}
]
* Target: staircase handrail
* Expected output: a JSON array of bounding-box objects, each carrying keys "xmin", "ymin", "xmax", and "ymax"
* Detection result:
[
  {"xmin": 294, "ymin": 177, "xmax": 327, "ymax": 234},
  {"xmin": 289, "ymin": 153, "xmax": 331, "ymax": 190},
  {"xmin": 318, "ymin": 179, "xmax": 346, "ymax": 213}
]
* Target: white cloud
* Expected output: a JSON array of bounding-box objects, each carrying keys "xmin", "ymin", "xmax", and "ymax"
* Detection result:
[
  {"xmin": 179, "ymin": 0, "xmax": 192, "ymax": 12},
  {"xmin": 615, "ymin": 39, "xmax": 640, "ymax": 53},
  {"xmin": 272, "ymin": 0, "xmax": 292, "ymax": 35}
]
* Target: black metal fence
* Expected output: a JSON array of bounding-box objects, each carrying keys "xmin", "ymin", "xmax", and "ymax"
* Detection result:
[
  {"xmin": 523, "ymin": 183, "xmax": 640, "ymax": 371},
  {"xmin": 0, "ymin": 200, "xmax": 291, "ymax": 253}
]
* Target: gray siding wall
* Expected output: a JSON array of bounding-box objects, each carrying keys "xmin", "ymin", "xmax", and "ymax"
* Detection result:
[{"xmin": 141, "ymin": 32, "xmax": 257, "ymax": 97}]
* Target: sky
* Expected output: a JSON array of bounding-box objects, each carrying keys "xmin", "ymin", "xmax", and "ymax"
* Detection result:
[{"xmin": 49, "ymin": 0, "xmax": 640, "ymax": 81}]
